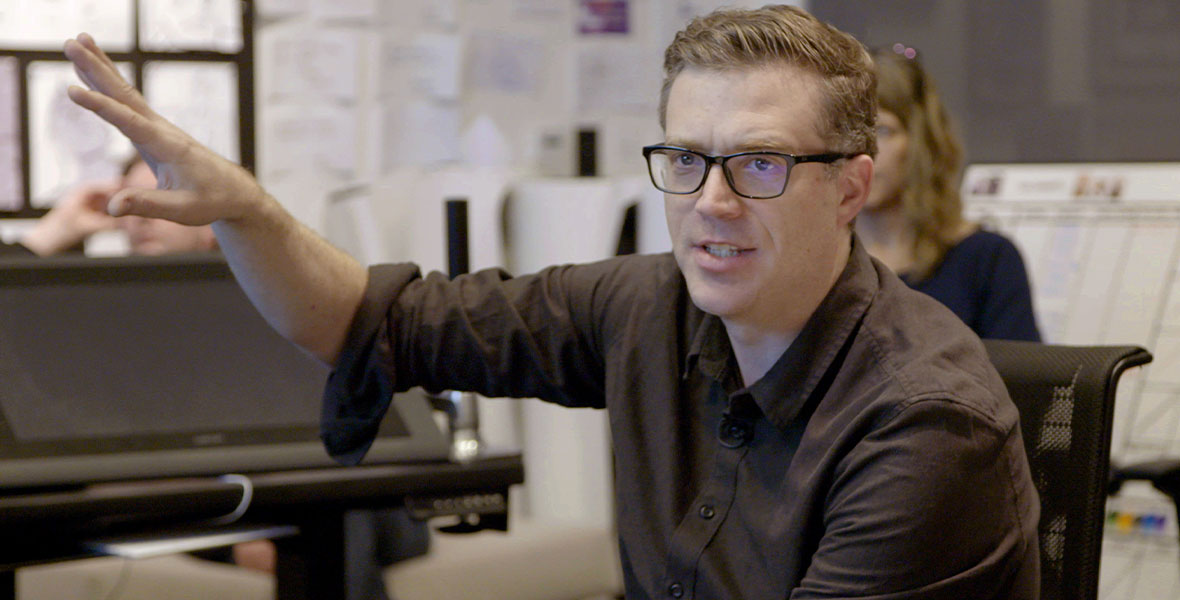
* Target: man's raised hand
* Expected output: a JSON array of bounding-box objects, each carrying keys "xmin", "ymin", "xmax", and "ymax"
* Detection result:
[{"xmin": 63, "ymin": 33, "xmax": 266, "ymax": 227}]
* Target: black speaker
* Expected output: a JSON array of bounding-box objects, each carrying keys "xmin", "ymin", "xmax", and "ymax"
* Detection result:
[{"xmin": 577, "ymin": 127, "xmax": 597, "ymax": 177}]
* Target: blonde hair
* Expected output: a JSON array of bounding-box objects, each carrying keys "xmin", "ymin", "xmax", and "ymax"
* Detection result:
[
  {"xmin": 659, "ymin": 5, "xmax": 877, "ymax": 157},
  {"xmin": 874, "ymin": 49, "xmax": 965, "ymax": 281}
]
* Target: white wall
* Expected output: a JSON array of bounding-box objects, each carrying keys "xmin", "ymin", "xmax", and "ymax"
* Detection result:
[{"xmin": 253, "ymin": 0, "xmax": 786, "ymax": 248}]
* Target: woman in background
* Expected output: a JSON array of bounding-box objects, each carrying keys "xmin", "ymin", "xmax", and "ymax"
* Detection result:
[{"xmin": 858, "ymin": 47, "xmax": 1041, "ymax": 341}]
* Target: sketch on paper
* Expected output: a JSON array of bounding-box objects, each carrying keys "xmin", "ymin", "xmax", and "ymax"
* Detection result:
[
  {"xmin": 268, "ymin": 31, "xmax": 360, "ymax": 102},
  {"xmin": 143, "ymin": 61, "xmax": 239, "ymax": 164},
  {"xmin": 0, "ymin": 57, "xmax": 21, "ymax": 211},
  {"xmin": 139, "ymin": 0, "xmax": 242, "ymax": 53},
  {"xmin": 465, "ymin": 31, "xmax": 544, "ymax": 95},
  {"xmin": 27, "ymin": 61, "xmax": 135, "ymax": 209},
  {"xmin": 0, "ymin": 0, "xmax": 133, "ymax": 52}
]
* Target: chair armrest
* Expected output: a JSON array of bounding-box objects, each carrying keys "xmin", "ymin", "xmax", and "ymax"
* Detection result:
[{"xmin": 1110, "ymin": 459, "xmax": 1180, "ymax": 501}]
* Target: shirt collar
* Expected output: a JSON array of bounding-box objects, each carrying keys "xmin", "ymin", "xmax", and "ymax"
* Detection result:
[{"xmin": 684, "ymin": 234, "xmax": 879, "ymax": 431}]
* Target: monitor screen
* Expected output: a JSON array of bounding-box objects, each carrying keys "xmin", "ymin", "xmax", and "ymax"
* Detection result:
[{"xmin": 0, "ymin": 253, "xmax": 448, "ymax": 490}]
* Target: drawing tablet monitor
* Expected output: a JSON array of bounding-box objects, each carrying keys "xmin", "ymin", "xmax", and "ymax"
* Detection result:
[{"xmin": 0, "ymin": 253, "xmax": 448, "ymax": 490}]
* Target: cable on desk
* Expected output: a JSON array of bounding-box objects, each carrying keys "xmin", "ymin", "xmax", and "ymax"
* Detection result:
[
  {"xmin": 99, "ymin": 557, "xmax": 132, "ymax": 600},
  {"xmin": 210, "ymin": 473, "xmax": 253, "ymax": 525}
]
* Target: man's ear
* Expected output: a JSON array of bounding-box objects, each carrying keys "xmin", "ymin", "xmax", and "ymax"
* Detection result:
[{"xmin": 836, "ymin": 154, "xmax": 873, "ymax": 227}]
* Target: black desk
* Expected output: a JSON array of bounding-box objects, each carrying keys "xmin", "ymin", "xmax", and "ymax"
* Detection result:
[{"xmin": 0, "ymin": 453, "xmax": 524, "ymax": 600}]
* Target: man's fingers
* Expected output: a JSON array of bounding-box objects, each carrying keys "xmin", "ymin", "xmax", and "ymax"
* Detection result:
[
  {"xmin": 106, "ymin": 189, "xmax": 133, "ymax": 217},
  {"xmin": 66, "ymin": 85, "xmax": 147, "ymax": 140},
  {"xmin": 63, "ymin": 39, "xmax": 115, "ymax": 92},
  {"xmin": 109, "ymin": 188, "xmax": 212, "ymax": 226},
  {"xmin": 87, "ymin": 181, "xmax": 124, "ymax": 202},
  {"xmin": 64, "ymin": 36, "xmax": 152, "ymax": 116},
  {"xmin": 76, "ymin": 34, "xmax": 114, "ymax": 68},
  {"xmin": 80, "ymin": 34, "xmax": 129, "ymax": 89},
  {"xmin": 70, "ymin": 62, "xmax": 99, "ymax": 92},
  {"xmin": 75, "ymin": 33, "xmax": 122, "ymax": 76},
  {"xmin": 66, "ymin": 85, "xmax": 164, "ymax": 153}
]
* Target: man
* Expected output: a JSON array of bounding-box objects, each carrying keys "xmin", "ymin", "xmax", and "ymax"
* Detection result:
[{"xmin": 64, "ymin": 5, "xmax": 1040, "ymax": 598}]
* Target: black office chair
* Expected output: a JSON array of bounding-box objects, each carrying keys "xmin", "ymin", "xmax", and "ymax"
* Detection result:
[{"xmin": 982, "ymin": 340, "xmax": 1152, "ymax": 600}]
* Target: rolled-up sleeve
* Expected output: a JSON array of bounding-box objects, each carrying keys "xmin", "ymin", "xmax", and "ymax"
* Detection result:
[
  {"xmin": 321, "ymin": 263, "xmax": 421, "ymax": 464},
  {"xmin": 320, "ymin": 257, "xmax": 628, "ymax": 464}
]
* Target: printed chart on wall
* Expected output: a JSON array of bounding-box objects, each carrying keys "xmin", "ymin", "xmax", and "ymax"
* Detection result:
[{"xmin": 962, "ymin": 163, "xmax": 1180, "ymax": 600}]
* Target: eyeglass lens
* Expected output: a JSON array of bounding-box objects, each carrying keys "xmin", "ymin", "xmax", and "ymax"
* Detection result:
[{"xmin": 647, "ymin": 148, "xmax": 790, "ymax": 198}]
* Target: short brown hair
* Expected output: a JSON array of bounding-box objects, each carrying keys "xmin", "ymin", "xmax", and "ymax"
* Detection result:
[{"xmin": 659, "ymin": 5, "xmax": 877, "ymax": 157}]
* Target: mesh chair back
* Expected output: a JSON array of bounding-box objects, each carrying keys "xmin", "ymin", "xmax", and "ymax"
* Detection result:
[{"xmin": 982, "ymin": 340, "xmax": 1151, "ymax": 600}]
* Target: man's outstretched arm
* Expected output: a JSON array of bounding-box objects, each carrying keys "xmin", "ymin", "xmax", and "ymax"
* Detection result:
[{"xmin": 63, "ymin": 33, "xmax": 367, "ymax": 365}]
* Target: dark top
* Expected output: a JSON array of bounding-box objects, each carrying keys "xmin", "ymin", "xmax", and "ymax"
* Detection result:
[
  {"xmin": 904, "ymin": 229, "xmax": 1041, "ymax": 341},
  {"xmin": 322, "ymin": 238, "xmax": 1041, "ymax": 599}
]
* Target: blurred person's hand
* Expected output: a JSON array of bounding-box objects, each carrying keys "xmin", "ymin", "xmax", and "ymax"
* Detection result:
[{"xmin": 20, "ymin": 178, "xmax": 121, "ymax": 256}]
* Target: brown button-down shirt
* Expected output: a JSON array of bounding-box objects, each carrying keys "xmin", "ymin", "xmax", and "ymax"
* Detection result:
[{"xmin": 323, "ymin": 238, "xmax": 1040, "ymax": 599}]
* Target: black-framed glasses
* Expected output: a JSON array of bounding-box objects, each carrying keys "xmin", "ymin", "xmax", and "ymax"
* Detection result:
[{"xmin": 642, "ymin": 145, "xmax": 857, "ymax": 199}]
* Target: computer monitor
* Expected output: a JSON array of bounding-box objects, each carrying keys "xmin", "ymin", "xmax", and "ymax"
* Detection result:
[{"xmin": 0, "ymin": 252, "xmax": 448, "ymax": 490}]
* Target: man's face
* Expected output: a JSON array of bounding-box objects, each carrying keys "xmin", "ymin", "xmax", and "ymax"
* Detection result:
[{"xmin": 662, "ymin": 65, "xmax": 866, "ymax": 335}]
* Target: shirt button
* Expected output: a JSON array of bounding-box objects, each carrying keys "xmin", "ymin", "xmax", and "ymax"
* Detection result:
[
  {"xmin": 718, "ymin": 416, "xmax": 752, "ymax": 448},
  {"xmin": 699, "ymin": 504, "xmax": 715, "ymax": 519},
  {"xmin": 668, "ymin": 582, "xmax": 685, "ymax": 598}
]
